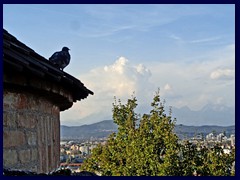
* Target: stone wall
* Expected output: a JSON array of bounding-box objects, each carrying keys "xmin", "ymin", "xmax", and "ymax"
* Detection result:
[
  {"xmin": 3, "ymin": 29, "xmax": 93, "ymax": 175},
  {"xmin": 3, "ymin": 89, "xmax": 60, "ymax": 173}
]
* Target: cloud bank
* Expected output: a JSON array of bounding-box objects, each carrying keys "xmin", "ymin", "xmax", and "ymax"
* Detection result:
[
  {"xmin": 61, "ymin": 44, "xmax": 234, "ymax": 126},
  {"xmin": 61, "ymin": 57, "xmax": 154, "ymax": 125}
]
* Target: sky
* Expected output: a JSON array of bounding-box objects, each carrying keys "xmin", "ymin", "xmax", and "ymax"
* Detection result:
[{"xmin": 3, "ymin": 4, "xmax": 235, "ymax": 126}]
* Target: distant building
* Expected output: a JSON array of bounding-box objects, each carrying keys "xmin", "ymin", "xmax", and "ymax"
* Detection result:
[
  {"xmin": 216, "ymin": 133, "xmax": 225, "ymax": 142},
  {"xmin": 3, "ymin": 29, "xmax": 93, "ymax": 173},
  {"xmin": 70, "ymin": 144, "xmax": 81, "ymax": 152},
  {"xmin": 230, "ymin": 134, "xmax": 235, "ymax": 146},
  {"xmin": 192, "ymin": 134, "xmax": 203, "ymax": 141},
  {"xmin": 206, "ymin": 133, "xmax": 216, "ymax": 141},
  {"xmin": 80, "ymin": 145, "xmax": 90, "ymax": 155}
]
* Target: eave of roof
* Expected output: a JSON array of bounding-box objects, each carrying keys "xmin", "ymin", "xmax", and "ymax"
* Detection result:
[{"xmin": 3, "ymin": 29, "xmax": 93, "ymax": 104}]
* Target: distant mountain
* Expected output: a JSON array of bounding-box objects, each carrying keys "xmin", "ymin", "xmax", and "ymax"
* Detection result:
[
  {"xmin": 61, "ymin": 120, "xmax": 117, "ymax": 140},
  {"xmin": 60, "ymin": 120, "xmax": 235, "ymax": 140},
  {"xmin": 171, "ymin": 104, "xmax": 235, "ymax": 126},
  {"xmin": 61, "ymin": 103, "xmax": 235, "ymax": 140}
]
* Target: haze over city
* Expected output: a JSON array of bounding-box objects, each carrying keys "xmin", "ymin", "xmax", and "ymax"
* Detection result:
[{"xmin": 3, "ymin": 4, "xmax": 235, "ymax": 126}]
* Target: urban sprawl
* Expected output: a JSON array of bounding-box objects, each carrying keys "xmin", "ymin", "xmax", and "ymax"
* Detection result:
[{"xmin": 59, "ymin": 132, "xmax": 235, "ymax": 173}]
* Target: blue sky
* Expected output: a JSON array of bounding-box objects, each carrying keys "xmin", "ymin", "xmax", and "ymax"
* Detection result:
[{"xmin": 3, "ymin": 4, "xmax": 235, "ymax": 126}]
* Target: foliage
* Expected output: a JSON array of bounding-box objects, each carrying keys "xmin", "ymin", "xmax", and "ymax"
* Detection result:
[
  {"xmin": 80, "ymin": 90, "xmax": 235, "ymax": 176},
  {"xmin": 180, "ymin": 142, "xmax": 235, "ymax": 176}
]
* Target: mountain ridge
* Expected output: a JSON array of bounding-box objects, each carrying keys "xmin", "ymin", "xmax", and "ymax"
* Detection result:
[
  {"xmin": 171, "ymin": 103, "xmax": 234, "ymax": 126},
  {"xmin": 62, "ymin": 103, "xmax": 234, "ymax": 127},
  {"xmin": 60, "ymin": 120, "xmax": 235, "ymax": 140}
]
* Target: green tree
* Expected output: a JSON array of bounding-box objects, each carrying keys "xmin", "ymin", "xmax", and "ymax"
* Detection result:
[
  {"xmin": 205, "ymin": 145, "xmax": 235, "ymax": 176},
  {"xmin": 179, "ymin": 141, "xmax": 209, "ymax": 176},
  {"xmin": 81, "ymin": 90, "xmax": 180, "ymax": 175},
  {"xmin": 80, "ymin": 90, "xmax": 235, "ymax": 176},
  {"xmin": 179, "ymin": 141, "xmax": 235, "ymax": 176}
]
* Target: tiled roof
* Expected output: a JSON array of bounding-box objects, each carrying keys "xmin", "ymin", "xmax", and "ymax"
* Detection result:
[{"xmin": 3, "ymin": 29, "xmax": 93, "ymax": 104}]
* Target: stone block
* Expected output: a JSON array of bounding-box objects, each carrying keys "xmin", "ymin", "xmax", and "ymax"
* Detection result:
[
  {"xmin": 29, "ymin": 96, "xmax": 39, "ymax": 111},
  {"xmin": 31, "ymin": 148, "xmax": 38, "ymax": 161},
  {"xmin": 17, "ymin": 112, "xmax": 37, "ymax": 129},
  {"xmin": 3, "ymin": 112, "xmax": 17, "ymax": 128},
  {"xmin": 3, "ymin": 91, "xmax": 18, "ymax": 109},
  {"xmin": 3, "ymin": 149, "xmax": 18, "ymax": 167},
  {"xmin": 3, "ymin": 130, "xmax": 26, "ymax": 148},
  {"xmin": 19, "ymin": 149, "xmax": 31, "ymax": 164}
]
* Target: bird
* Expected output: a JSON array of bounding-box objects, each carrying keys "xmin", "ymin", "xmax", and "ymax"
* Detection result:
[{"xmin": 49, "ymin": 47, "xmax": 71, "ymax": 70}]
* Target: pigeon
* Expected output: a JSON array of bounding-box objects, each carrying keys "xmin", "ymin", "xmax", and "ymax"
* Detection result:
[{"xmin": 49, "ymin": 47, "xmax": 70, "ymax": 70}]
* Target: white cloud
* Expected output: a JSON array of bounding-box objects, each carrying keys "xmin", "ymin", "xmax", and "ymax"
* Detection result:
[
  {"xmin": 61, "ymin": 44, "xmax": 235, "ymax": 125},
  {"xmin": 148, "ymin": 44, "xmax": 235, "ymax": 110},
  {"xmin": 148, "ymin": 62, "xmax": 234, "ymax": 110},
  {"xmin": 61, "ymin": 57, "xmax": 154, "ymax": 125},
  {"xmin": 210, "ymin": 68, "xmax": 234, "ymax": 80}
]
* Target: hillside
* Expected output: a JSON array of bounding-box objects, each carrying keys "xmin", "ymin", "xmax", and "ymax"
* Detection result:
[
  {"xmin": 60, "ymin": 120, "xmax": 235, "ymax": 140},
  {"xmin": 61, "ymin": 120, "xmax": 117, "ymax": 139}
]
